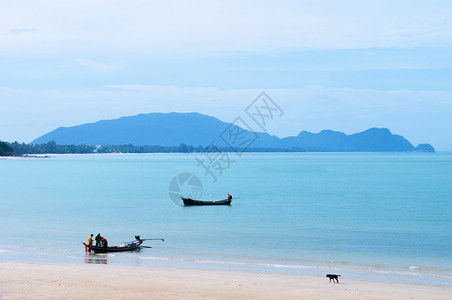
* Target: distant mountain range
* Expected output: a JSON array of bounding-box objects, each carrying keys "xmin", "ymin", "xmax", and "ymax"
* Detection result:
[{"xmin": 31, "ymin": 112, "xmax": 435, "ymax": 152}]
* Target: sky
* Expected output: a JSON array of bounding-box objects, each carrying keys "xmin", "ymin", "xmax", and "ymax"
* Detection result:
[{"xmin": 1, "ymin": 0, "xmax": 452, "ymax": 150}]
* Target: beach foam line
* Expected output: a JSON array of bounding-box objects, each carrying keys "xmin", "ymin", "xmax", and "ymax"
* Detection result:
[
  {"xmin": 0, "ymin": 249, "xmax": 18, "ymax": 254},
  {"xmin": 138, "ymin": 255, "xmax": 328, "ymax": 271},
  {"xmin": 137, "ymin": 255, "xmax": 452, "ymax": 280},
  {"xmin": 191, "ymin": 253, "xmax": 452, "ymax": 273}
]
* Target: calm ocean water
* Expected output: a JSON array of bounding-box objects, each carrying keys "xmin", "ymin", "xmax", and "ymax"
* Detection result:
[{"xmin": 0, "ymin": 153, "xmax": 451, "ymax": 285}]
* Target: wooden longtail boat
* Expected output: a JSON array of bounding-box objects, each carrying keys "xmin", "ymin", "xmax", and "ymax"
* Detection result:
[
  {"xmin": 181, "ymin": 196, "xmax": 232, "ymax": 206},
  {"xmin": 83, "ymin": 240, "xmax": 143, "ymax": 253},
  {"xmin": 83, "ymin": 235, "xmax": 151, "ymax": 253}
]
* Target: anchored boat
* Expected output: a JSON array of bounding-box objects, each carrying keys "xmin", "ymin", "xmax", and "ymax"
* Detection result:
[{"xmin": 181, "ymin": 196, "xmax": 233, "ymax": 206}]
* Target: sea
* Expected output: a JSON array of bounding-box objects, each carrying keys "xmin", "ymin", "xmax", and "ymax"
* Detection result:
[{"xmin": 0, "ymin": 153, "xmax": 451, "ymax": 286}]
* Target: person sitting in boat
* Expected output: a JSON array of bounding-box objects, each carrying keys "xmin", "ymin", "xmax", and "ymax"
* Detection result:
[
  {"xmin": 95, "ymin": 233, "xmax": 102, "ymax": 247},
  {"xmin": 135, "ymin": 235, "xmax": 142, "ymax": 243},
  {"xmin": 101, "ymin": 237, "xmax": 108, "ymax": 248},
  {"xmin": 88, "ymin": 234, "xmax": 93, "ymax": 246},
  {"xmin": 228, "ymin": 193, "xmax": 232, "ymax": 200}
]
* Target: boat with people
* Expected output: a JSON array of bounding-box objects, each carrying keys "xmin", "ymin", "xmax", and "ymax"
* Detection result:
[
  {"xmin": 181, "ymin": 193, "xmax": 236, "ymax": 206},
  {"xmin": 83, "ymin": 235, "xmax": 163, "ymax": 253}
]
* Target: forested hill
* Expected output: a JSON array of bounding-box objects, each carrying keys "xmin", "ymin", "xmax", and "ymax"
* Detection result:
[{"xmin": 30, "ymin": 112, "xmax": 435, "ymax": 152}]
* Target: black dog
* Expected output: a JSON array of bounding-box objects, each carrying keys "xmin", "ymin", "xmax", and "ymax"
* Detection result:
[{"xmin": 326, "ymin": 274, "xmax": 341, "ymax": 283}]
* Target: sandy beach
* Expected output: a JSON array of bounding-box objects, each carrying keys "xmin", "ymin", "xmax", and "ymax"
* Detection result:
[{"xmin": 0, "ymin": 262, "xmax": 450, "ymax": 299}]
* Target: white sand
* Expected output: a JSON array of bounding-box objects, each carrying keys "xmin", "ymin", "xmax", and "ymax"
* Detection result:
[{"xmin": 0, "ymin": 261, "xmax": 450, "ymax": 299}]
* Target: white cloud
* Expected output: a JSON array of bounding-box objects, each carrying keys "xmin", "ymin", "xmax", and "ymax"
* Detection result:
[
  {"xmin": 0, "ymin": 86, "xmax": 13, "ymax": 92},
  {"xmin": 2, "ymin": 27, "xmax": 38, "ymax": 36},
  {"xmin": 74, "ymin": 59, "xmax": 122, "ymax": 73},
  {"xmin": 0, "ymin": 0, "xmax": 451, "ymax": 55}
]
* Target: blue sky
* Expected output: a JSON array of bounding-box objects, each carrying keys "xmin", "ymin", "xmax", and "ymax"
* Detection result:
[{"xmin": 1, "ymin": 0, "xmax": 452, "ymax": 149}]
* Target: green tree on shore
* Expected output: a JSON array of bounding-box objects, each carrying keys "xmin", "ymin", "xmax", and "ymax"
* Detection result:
[
  {"xmin": 0, "ymin": 140, "xmax": 14, "ymax": 156},
  {"xmin": 4, "ymin": 140, "xmax": 303, "ymax": 155}
]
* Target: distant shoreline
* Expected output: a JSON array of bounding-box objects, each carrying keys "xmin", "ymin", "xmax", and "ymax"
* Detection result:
[
  {"xmin": 2, "ymin": 151, "xmax": 446, "ymax": 159},
  {"xmin": 0, "ymin": 154, "xmax": 52, "ymax": 159}
]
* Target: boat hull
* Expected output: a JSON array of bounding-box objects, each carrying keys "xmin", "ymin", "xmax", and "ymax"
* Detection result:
[
  {"xmin": 181, "ymin": 197, "xmax": 232, "ymax": 206},
  {"xmin": 83, "ymin": 242, "xmax": 142, "ymax": 253}
]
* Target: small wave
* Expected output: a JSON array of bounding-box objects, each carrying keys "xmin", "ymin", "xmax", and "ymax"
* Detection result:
[
  {"xmin": 138, "ymin": 256, "xmax": 336, "ymax": 271},
  {"xmin": 136, "ymin": 255, "xmax": 452, "ymax": 281},
  {"xmin": 0, "ymin": 249, "xmax": 18, "ymax": 254},
  {"xmin": 139, "ymin": 256, "xmax": 172, "ymax": 261}
]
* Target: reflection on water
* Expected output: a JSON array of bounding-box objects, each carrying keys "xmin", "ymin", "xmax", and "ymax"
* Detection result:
[
  {"xmin": 83, "ymin": 248, "xmax": 143, "ymax": 265},
  {"xmin": 84, "ymin": 254, "xmax": 108, "ymax": 264}
]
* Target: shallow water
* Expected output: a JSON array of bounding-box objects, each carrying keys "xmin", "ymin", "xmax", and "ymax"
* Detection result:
[{"xmin": 0, "ymin": 153, "xmax": 451, "ymax": 285}]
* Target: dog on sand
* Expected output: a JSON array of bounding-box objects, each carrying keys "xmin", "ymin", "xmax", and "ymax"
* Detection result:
[{"xmin": 326, "ymin": 274, "xmax": 341, "ymax": 283}]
